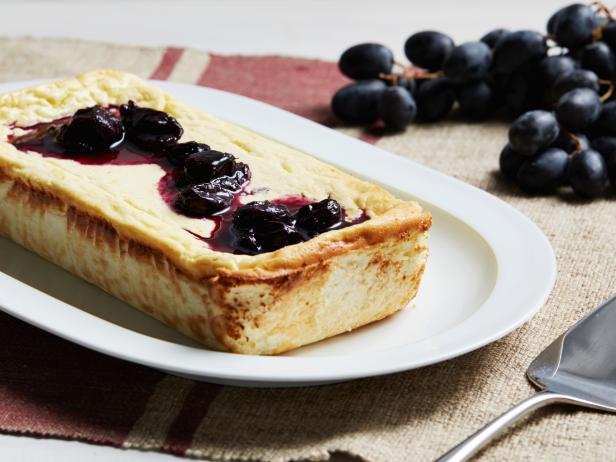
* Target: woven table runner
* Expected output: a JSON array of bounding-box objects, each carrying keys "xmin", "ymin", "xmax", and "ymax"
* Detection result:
[{"xmin": 0, "ymin": 37, "xmax": 615, "ymax": 462}]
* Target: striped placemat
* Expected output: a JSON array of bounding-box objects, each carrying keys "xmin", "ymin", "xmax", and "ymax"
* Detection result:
[{"xmin": 1, "ymin": 37, "xmax": 615, "ymax": 462}]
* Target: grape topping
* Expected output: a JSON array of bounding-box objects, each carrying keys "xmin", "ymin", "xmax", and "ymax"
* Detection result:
[
  {"xmin": 331, "ymin": 1, "xmax": 616, "ymax": 198},
  {"xmin": 11, "ymin": 104, "xmax": 368, "ymax": 255}
]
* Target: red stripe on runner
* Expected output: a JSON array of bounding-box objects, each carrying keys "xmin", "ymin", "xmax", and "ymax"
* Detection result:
[
  {"xmin": 0, "ymin": 312, "xmax": 164, "ymax": 446},
  {"xmin": 196, "ymin": 54, "xmax": 383, "ymax": 143},
  {"xmin": 196, "ymin": 54, "xmax": 351, "ymax": 125},
  {"xmin": 161, "ymin": 382, "xmax": 222, "ymax": 455},
  {"xmin": 150, "ymin": 47, "xmax": 184, "ymax": 80}
]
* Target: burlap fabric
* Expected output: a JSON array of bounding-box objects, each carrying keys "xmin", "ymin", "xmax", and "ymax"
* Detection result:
[{"xmin": 0, "ymin": 37, "xmax": 615, "ymax": 462}]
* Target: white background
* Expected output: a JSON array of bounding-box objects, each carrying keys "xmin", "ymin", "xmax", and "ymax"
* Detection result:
[{"xmin": 1, "ymin": 0, "xmax": 567, "ymax": 460}]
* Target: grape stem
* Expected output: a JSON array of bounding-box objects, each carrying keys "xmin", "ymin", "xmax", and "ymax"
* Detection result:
[
  {"xmin": 560, "ymin": 126, "xmax": 584, "ymax": 153},
  {"xmin": 378, "ymin": 72, "xmax": 401, "ymax": 86},
  {"xmin": 599, "ymin": 79, "xmax": 614, "ymax": 102},
  {"xmin": 378, "ymin": 70, "xmax": 443, "ymax": 85},
  {"xmin": 402, "ymin": 70, "xmax": 443, "ymax": 79}
]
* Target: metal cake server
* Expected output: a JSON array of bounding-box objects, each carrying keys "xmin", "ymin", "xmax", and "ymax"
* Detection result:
[{"xmin": 437, "ymin": 294, "xmax": 616, "ymax": 461}]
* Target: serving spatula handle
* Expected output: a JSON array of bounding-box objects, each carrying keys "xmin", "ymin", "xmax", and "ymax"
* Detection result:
[{"xmin": 435, "ymin": 390, "xmax": 571, "ymax": 462}]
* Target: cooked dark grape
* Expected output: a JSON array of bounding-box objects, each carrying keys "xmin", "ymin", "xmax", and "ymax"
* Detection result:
[
  {"xmin": 235, "ymin": 229, "xmax": 262, "ymax": 253},
  {"xmin": 296, "ymin": 199, "xmax": 343, "ymax": 232},
  {"xmin": 238, "ymin": 221, "xmax": 304, "ymax": 253},
  {"xmin": 499, "ymin": 144, "xmax": 526, "ymax": 180},
  {"xmin": 551, "ymin": 4, "xmax": 597, "ymax": 51},
  {"xmin": 516, "ymin": 148, "xmax": 569, "ymax": 193},
  {"xmin": 120, "ymin": 101, "xmax": 183, "ymax": 150},
  {"xmin": 492, "ymin": 30, "xmax": 547, "ymax": 73},
  {"xmin": 377, "ymin": 86, "xmax": 417, "ymax": 130},
  {"xmin": 232, "ymin": 201, "xmax": 304, "ymax": 253},
  {"xmin": 551, "ymin": 131, "xmax": 588, "ymax": 153},
  {"xmin": 580, "ymin": 42, "xmax": 616, "ymax": 80},
  {"xmin": 555, "ymin": 88, "xmax": 601, "ymax": 131},
  {"xmin": 508, "ymin": 110, "xmax": 559, "ymax": 156},
  {"xmin": 233, "ymin": 201, "xmax": 294, "ymax": 231},
  {"xmin": 443, "ymin": 42, "xmax": 492, "ymax": 83},
  {"xmin": 480, "ymin": 29, "xmax": 509, "ymax": 48},
  {"xmin": 415, "ymin": 78, "xmax": 456, "ymax": 122},
  {"xmin": 551, "ymin": 69, "xmax": 600, "ymax": 102},
  {"xmin": 590, "ymin": 137, "xmax": 616, "ymax": 184},
  {"xmin": 331, "ymin": 79, "xmax": 387, "ymax": 124},
  {"xmin": 338, "ymin": 43, "xmax": 394, "ymax": 80},
  {"xmin": 592, "ymin": 101, "xmax": 616, "ymax": 136},
  {"xmin": 567, "ymin": 149, "xmax": 610, "ymax": 197},
  {"xmin": 457, "ymin": 81, "xmax": 494, "ymax": 119},
  {"xmin": 164, "ymin": 141, "xmax": 210, "ymax": 166},
  {"xmin": 209, "ymin": 162, "xmax": 251, "ymax": 192},
  {"xmin": 404, "ymin": 31, "xmax": 454, "ymax": 70},
  {"xmin": 184, "ymin": 150, "xmax": 236, "ymax": 182},
  {"xmin": 58, "ymin": 106, "xmax": 124, "ymax": 153},
  {"xmin": 174, "ymin": 183, "xmax": 233, "ymax": 216},
  {"xmin": 539, "ymin": 56, "xmax": 578, "ymax": 87}
]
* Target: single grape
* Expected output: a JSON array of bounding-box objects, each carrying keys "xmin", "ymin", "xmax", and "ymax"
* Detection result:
[
  {"xmin": 232, "ymin": 202, "xmax": 303, "ymax": 253},
  {"xmin": 551, "ymin": 69, "xmax": 600, "ymax": 101},
  {"xmin": 590, "ymin": 136, "xmax": 616, "ymax": 156},
  {"xmin": 184, "ymin": 150, "xmax": 236, "ymax": 182},
  {"xmin": 580, "ymin": 42, "xmax": 616, "ymax": 80},
  {"xmin": 377, "ymin": 86, "xmax": 417, "ymax": 130},
  {"xmin": 480, "ymin": 29, "xmax": 509, "ymax": 48},
  {"xmin": 296, "ymin": 199, "xmax": 343, "ymax": 232},
  {"xmin": 502, "ymin": 70, "xmax": 545, "ymax": 115},
  {"xmin": 555, "ymin": 88, "xmax": 601, "ymax": 131},
  {"xmin": 606, "ymin": 152, "xmax": 616, "ymax": 187},
  {"xmin": 457, "ymin": 81, "xmax": 494, "ymax": 119},
  {"xmin": 593, "ymin": 100, "xmax": 616, "ymax": 136},
  {"xmin": 539, "ymin": 56, "xmax": 578, "ymax": 87},
  {"xmin": 551, "ymin": 4, "xmax": 597, "ymax": 51},
  {"xmin": 331, "ymin": 79, "xmax": 387, "ymax": 124},
  {"xmin": 516, "ymin": 148, "xmax": 569, "ymax": 193},
  {"xmin": 551, "ymin": 130, "xmax": 588, "ymax": 153},
  {"xmin": 338, "ymin": 43, "xmax": 394, "ymax": 80},
  {"xmin": 499, "ymin": 144, "xmax": 526, "ymax": 180},
  {"xmin": 174, "ymin": 184, "xmax": 233, "ymax": 216},
  {"xmin": 58, "ymin": 106, "xmax": 124, "ymax": 153},
  {"xmin": 567, "ymin": 149, "xmax": 610, "ymax": 197},
  {"xmin": 120, "ymin": 101, "xmax": 183, "ymax": 150},
  {"xmin": 601, "ymin": 21, "xmax": 616, "ymax": 53},
  {"xmin": 443, "ymin": 41, "xmax": 492, "ymax": 83},
  {"xmin": 547, "ymin": 10, "xmax": 560, "ymax": 35},
  {"xmin": 404, "ymin": 31, "xmax": 454, "ymax": 70},
  {"xmin": 591, "ymin": 137, "xmax": 616, "ymax": 184},
  {"xmin": 415, "ymin": 78, "xmax": 456, "ymax": 122},
  {"xmin": 492, "ymin": 30, "xmax": 547, "ymax": 73},
  {"xmin": 165, "ymin": 141, "xmax": 210, "ymax": 166},
  {"xmin": 508, "ymin": 110, "xmax": 559, "ymax": 156}
]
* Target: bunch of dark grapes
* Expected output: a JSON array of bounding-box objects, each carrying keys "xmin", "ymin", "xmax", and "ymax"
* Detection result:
[{"xmin": 332, "ymin": 2, "xmax": 616, "ymax": 198}]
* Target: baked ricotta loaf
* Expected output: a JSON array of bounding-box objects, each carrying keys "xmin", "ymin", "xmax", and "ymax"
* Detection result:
[{"xmin": 0, "ymin": 70, "xmax": 431, "ymax": 354}]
